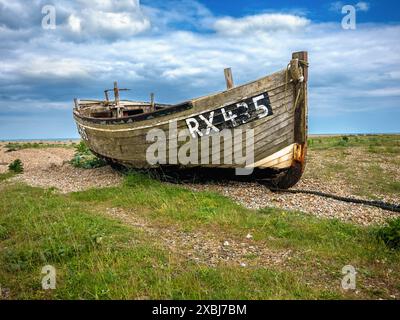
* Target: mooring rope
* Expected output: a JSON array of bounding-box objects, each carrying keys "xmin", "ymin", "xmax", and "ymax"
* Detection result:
[{"xmin": 269, "ymin": 188, "xmax": 400, "ymax": 213}]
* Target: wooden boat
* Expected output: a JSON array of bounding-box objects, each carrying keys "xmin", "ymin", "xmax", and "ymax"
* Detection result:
[{"xmin": 73, "ymin": 51, "xmax": 308, "ymax": 188}]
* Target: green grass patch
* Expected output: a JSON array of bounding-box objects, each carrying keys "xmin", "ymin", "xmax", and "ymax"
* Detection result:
[
  {"xmin": 308, "ymin": 134, "xmax": 400, "ymax": 151},
  {"xmin": 1, "ymin": 173, "xmax": 399, "ymax": 299},
  {"xmin": 306, "ymin": 135, "xmax": 400, "ymax": 198},
  {"xmin": 5, "ymin": 142, "xmax": 74, "ymax": 152},
  {"xmin": 70, "ymin": 141, "xmax": 106, "ymax": 169},
  {"xmin": 375, "ymin": 218, "xmax": 400, "ymax": 249},
  {"xmin": 0, "ymin": 172, "xmax": 15, "ymax": 182},
  {"xmin": 8, "ymin": 159, "xmax": 24, "ymax": 173},
  {"xmin": 0, "ymin": 182, "xmax": 339, "ymax": 299}
]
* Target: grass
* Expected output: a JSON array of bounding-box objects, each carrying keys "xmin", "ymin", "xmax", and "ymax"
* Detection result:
[
  {"xmin": 1, "ymin": 173, "xmax": 399, "ymax": 299},
  {"xmin": 8, "ymin": 159, "xmax": 23, "ymax": 173},
  {"xmin": 70, "ymin": 141, "xmax": 107, "ymax": 169},
  {"xmin": 308, "ymin": 134, "xmax": 400, "ymax": 152},
  {"xmin": 305, "ymin": 134, "xmax": 400, "ymax": 198},
  {"xmin": 0, "ymin": 172, "xmax": 15, "ymax": 182},
  {"xmin": 4, "ymin": 142, "xmax": 75, "ymax": 152},
  {"xmin": 0, "ymin": 134, "xmax": 399, "ymax": 299}
]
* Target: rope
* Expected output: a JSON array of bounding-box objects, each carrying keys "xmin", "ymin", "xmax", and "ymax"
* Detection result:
[
  {"xmin": 269, "ymin": 188, "xmax": 400, "ymax": 213},
  {"xmin": 284, "ymin": 59, "xmax": 308, "ymax": 113}
]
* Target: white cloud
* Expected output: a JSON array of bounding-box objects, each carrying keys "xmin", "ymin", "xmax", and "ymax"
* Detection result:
[
  {"xmin": 213, "ymin": 13, "xmax": 310, "ymax": 36},
  {"xmin": 66, "ymin": 8, "xmax": 150, "ymax": 37},
  {"xmin": 329, "ymin": 2, "xmax": 344, "ymax": 12},
  {"xmin": 355, "ymin": 2, "xmax": 370, "ymax": 12},
  {"xmin": 330, "ymin": 1, "xmax": 370, "ymax": 12},
  {"xmin": 68, "ymin": 14, "xmax": 81, "ymax": 33},
  {"xmin": 63, "ymin": 0, "xmax": 151, "ymax": 39},
  {"xmin": 0, "ymin": 0, "xmax": 151, "ymax": 40},
  {"xmin": 364, "ymin": 87, "xmax": 400, "ymax": 97},
  {"xmin": 0, "ymin": 0, "xmax": 399, "ymax": 121},
  {"xmin": 23, "ymin": 58, "xmax": 90, "ymax": 79}
]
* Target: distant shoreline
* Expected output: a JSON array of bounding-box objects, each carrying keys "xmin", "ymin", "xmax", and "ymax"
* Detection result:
[
  {"xmin": 0, "ymin": 138, "xmax": 81, "ymax": 143},
  {"xmin": 1, "ymin": 133, "xmax": 399, "ymax": 143},
  {"xmin": 309, "ymin": 133, "xmax": 400, "ymax": 137}
]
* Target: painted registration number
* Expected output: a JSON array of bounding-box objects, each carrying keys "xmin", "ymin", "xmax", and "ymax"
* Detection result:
[{"xmin": 185, "ymin": 92, "xmax": 272, "ymax": 138}]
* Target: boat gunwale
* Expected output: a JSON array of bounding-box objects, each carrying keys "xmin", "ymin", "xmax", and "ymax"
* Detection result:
[{"xmin": 74, "ymin": 68, "xmax": 288, "ymax": 125}]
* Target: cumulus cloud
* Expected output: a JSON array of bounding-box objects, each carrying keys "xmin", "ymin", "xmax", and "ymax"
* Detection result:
[
  {"xmin": 62, "ymin": 1, "xmax": 151, "ymax": 39},
  {"xmin": 0, "ymin": 0, "xmax": 150, "ymax": 40},
  {"xmin": 212, "ymin": 13, "xmax": 310, "ymax": 36},
  {"xmin": 0, "ymin": 0, "xmax": 399, "ymax": 137},
  {"xmin": 330, "ymin": 1, "xmax": 370, "ymax": 12},
  {"xmin": 355, "ymin": 2, "xmax": 370, "ymax": 12},
  {"xmin": 65, "ymin": 9, "xmax": 150, "ymax": 39}
]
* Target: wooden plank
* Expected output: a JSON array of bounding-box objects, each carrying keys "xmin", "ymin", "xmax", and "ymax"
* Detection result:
[{"xmin": 224, "ymin": 68, "xmax": 234, "ymax": 90}]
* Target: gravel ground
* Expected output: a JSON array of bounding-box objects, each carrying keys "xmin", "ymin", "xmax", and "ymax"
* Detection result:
[
  {"xmin": 105, "ymin": 207, "xmax": 291, "ymax": 268},
  {"xmin": 0, "ymin": 142, "xmax": 122, "ymax": 192},
  {"xmin": 187, "ymin": 179, "xmax": 398, "ymax": 226},
  {"xmin": 1, "ymin": 141, "xmax": 398, "ymax": 225}
]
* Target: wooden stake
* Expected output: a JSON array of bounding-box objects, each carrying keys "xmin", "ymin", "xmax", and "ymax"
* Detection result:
[
  {"xmin": 73, "ymin": 98, "xmax": 79, "ymax": 110},
  {"xmin": 224, "ymin": 68, "xmax": 234, "ymax": 90},
  {"xmin": 150, "ymin": 93, "xmax": 155, "ymax": 112},
  {"xmin": 114, "ymin": 81, "xmax": 124, "ymax": 118},
  {"xmin": 292, "ymin": 51, "xmax": 308, "ymax": 82},
  {"xmin": 113, "ymin": 81, "xmax": 120, "ymax": 106}
]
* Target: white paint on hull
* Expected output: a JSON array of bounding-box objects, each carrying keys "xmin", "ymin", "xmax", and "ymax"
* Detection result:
[{"xmin": 247, "ymin": 143, "xmax": 295, "ymax": 169}]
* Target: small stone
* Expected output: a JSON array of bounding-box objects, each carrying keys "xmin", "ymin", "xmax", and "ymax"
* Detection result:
[
  {"xmin": 240, "ymin": 262, "xmax": 247, "ymax": 267},
  {"xmin": 223, "ymin": 241, "xmax": 230, "ymax": 246},
  {"xmin": 246, "ymin": 233, "xmax": 253, "ymax": 239}
]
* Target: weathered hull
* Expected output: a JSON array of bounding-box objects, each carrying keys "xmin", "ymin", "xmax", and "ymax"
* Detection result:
[{"xmin": 73, "ymin": 52, "xmax": 308, "ymax": 188}]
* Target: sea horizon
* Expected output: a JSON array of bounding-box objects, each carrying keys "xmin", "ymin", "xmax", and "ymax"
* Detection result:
[{"xmin": 1, "ymin": 132, "xmax": 399, "ymax": 143}]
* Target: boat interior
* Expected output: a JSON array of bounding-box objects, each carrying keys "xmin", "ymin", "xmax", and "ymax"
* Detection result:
[
  {"xmin": 76, "ymin": 99, "xmax": 172, "ymax": 119},
  {"xmin": 74, "ymin": 81, "xmax": 173, "ymax": 120}
]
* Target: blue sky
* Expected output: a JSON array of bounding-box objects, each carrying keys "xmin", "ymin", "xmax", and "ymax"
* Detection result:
[{"xmin": 0, "ymin": 0, "xmax": 399, "ymax": 139}]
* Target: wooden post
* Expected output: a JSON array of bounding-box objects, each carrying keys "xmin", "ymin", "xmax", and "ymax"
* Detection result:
[
  {"xmin": 113, "ymin": 81, "xmax": 123, "ymax": 118},
  {"xmin": 273, "ymin": 51, "xmax": 309, "ymax": 189},
  {"xmin": 104, "ymin": 90, "xmax": 109, "ymax": 102},
  {"xmin": 224, "ymin": 68, "xmax": 234, "ymax": 90},
  {"xmin": 150, "ymin": 93, "xmax": 155, "ymax": 112},
  {"xmin": 73, "ymin": 98, "xmax": 79, "ymax": 110},
  {"xmin": 291, "ymin": 51, "xmax": 308, "ymax": 145},
  {"xmin": 113, "ymin": 81, "xmax": 120, "ymax": 106},
  {"xmin": 292, "ymin": 51, "xmax": 308, "ymax": 82}
]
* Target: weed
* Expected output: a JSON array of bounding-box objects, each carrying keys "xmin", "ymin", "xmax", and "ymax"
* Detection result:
[
  {"xmin": 376, "ymin": 218, "xmax": 400, "ymax": 249},
  {"xmin": 8, "ymin": 159, "xmax": 23, "ymax": 173},
  {"xmin": 70, "ymin": 142, "xmax": 106, "ymax": 169}
]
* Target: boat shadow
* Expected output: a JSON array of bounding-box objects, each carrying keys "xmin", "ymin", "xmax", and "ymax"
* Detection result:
[{"xmin": 114, "ymin": 164, "xmax": 280, "ymax": 188}]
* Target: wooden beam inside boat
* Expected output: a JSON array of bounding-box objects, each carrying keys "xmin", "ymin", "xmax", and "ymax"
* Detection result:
[
  {"xmin": 224, "ymin": 68, "xmax": 234, "ymax": 90},
  {"xmin": 150, "ymin": 93, "xmax": 155, "ymax": 112},
  {"xmin": 73, "ymin": 98, "xmax": 79, "ymax": 110},
  {"xmin": 113, "ymin": 81, "xmax": 120, "ymax": 105}
]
